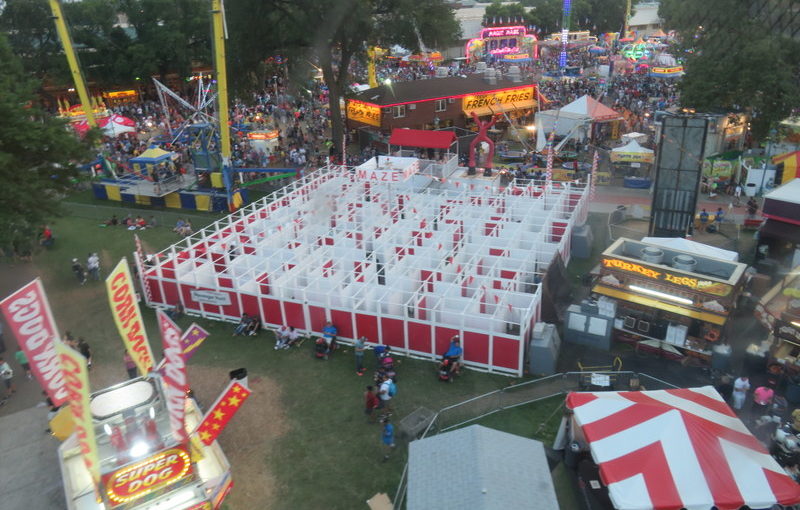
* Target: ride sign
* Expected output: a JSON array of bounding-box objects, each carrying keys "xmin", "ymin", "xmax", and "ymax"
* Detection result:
[
  {"xmin": 157, "ymin": 310, "xmax": 188, "ymax": 442},
  {"xmin": 104, "ymin": 446, "xmax": 193, "ymax": 506}
]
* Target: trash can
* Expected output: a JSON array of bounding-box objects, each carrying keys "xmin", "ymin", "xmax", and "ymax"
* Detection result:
[
  {"xmin": 711, "ymin": 346, "xmax": 731, "ymax": 373},
  {"xmin": 564, "ymin": 441, "xmax": 582, "ymax": 469}
]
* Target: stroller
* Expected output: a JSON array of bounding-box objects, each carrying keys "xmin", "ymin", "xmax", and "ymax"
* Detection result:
[
  {"xmin": 381, "ymin": 356, "xmax": 397, "ymax": 382},
  {"xmin": 438, "ymin": 359, "xmax": 456, "ymax": 382},
  {"xmin": 314, "ymin": 337, "xmax": 329, "ymax": 360}
]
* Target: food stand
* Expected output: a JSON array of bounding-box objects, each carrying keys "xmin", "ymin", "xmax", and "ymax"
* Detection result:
[
  {"xmin": 59, "ymin": 374, "xmax": 232, "ymax": 510},
  {"xmin": 592, "ymin": 238, "xmax": 747, "ymax": 362},
  {"xmin": 754, "ymin": 266, "xmax": 800, "ymax": 375}
]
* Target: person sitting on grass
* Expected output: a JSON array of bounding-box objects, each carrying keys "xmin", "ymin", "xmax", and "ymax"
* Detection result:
[
  {"xmin": 245, "ymin": 316, "xmax": 261, "ymax": 336},
  {"xmin": 173, "ymin": 218, "xmax": 186, "ymax": 234},
  {"xmin": 135, "ymin": 215, "xmax": 147, "ymax": 229},
  {"xmin": 232, "ymin": 313, "xmax": 250, "ymax": 336}
]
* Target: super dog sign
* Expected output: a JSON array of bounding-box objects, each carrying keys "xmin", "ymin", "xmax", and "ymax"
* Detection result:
[{"xmin": 105, "ymin": 446, "xmax": 193, "ymax": 505}]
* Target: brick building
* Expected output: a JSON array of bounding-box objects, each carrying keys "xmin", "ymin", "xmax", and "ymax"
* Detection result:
[{"xmin": 345, "ymin": 74, "xmax": 540, "ymax": 137}]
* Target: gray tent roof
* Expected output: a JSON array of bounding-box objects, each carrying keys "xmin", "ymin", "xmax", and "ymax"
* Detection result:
[{"xmin": 407, "ymin": 425, "xmax": 559, "ymax": 510}]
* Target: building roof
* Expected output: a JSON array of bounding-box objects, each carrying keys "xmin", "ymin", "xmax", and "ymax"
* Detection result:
[
  {"xmin": 566, "ymin": 387, "xmax": 800, "ymax": 510},
  {"xmin": 407, "ymin": 425, "xmax": 559, "ymax": 510},
  {"xmin": 349, "ymin": 75, "xmax": 531, "ymax": 107},
  {"xmin": 389, "ymin": 129, "xmax": 457, "ymax": 149},
  {"xmin": 764, "ymin": 177, "xmax": 800, "ymax": 206},
  {"xmin": 629, "ymin": 1, "xmax": 662, "ymax": 28}
]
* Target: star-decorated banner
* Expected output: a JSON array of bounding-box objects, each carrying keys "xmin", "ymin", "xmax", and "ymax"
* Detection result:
[
  {"xmin": 196, "ymin": 380, "xmax": 251, "ymax": 446},
  {"xmin": 180, "ymin": 323, "xmax": 209, "ymax": 361}
]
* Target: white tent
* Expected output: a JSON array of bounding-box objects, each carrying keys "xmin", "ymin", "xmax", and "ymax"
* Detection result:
[
  {"xmin": 641, "ymin": 237, "xmax": 739, "ymax": 261},
  {"xmin": 610, "ymin": 140, "xmax": 655, "ymax": 164},
  {"xmin": 534, "ymin": 110, "xmax": 591, "ymax": 151}
]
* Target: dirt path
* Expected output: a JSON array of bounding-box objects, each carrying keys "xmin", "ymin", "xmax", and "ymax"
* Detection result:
[{"xmin": 187, "ymin": 365, "xmax": 288, "ymax": 510}]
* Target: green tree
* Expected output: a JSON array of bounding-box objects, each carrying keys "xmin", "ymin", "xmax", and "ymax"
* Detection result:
[
  {"xmin": 659, "ymin": 0, "xmax": 800, "ymax": 139},
  {"xmin": 483, "ymin": 2, "xmax": 528, "ymax": 26},
  {"xmin": 522, "ymin": 0, "xmax": 629, "ymax": 35},
  {"xmin": 118, "ymin": 0, "xmax": 211, "ymax": 82},
  {"xmin": 0, "ymin": 33, "xmax": 95, "ymax": 250}
]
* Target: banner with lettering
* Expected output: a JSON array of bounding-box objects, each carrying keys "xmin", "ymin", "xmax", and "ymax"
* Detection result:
[
  {"xmin": 345, "ymin": 100, "xmax": 381, "ymax": 127},
  {"xmin": 0, "ymin": 279, "xmax": 68, "ymax": 406},
  {"xmin": 56, "ymin": 341, "xmax": 101, "ymax": 485},
  {"xmin": 196, "ymin": 380, "xmax": 252, "ymax": 446},
  {"xmin": 106, "ymin": 258, "xmax": 155, "ymax": 376},
  {"xmin": 157, "ymin": 310, "xmax": 188, "ymax": 442},
  {"xmin": 180, "ymin": 323, "xmax": 209, "ymax": 361}
]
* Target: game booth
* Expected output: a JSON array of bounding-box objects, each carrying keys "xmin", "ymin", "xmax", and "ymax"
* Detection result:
[
  {"xmin": 591, "ymin": 238, "xmax": 747, "ymax": 363},
  {"xmin": 561, "ymin": 387, "xmax": 800, "ymax": 510},
  {"xmin": 59, "ymin": 375, "xmax": 234, "ymax": 510},
  {"xmin": 137, "ymin": 157, "xmax": 590, "ymax": 376},
  {"xmin": 753, "ymin": 266, "xmax": 800, "ymax": 387},
  {"xmin": 465, "ymin": 25, "xmax": 539, "ymax": 64},
  {"xmin": 611, "ymin": 139, "xmax": 655, "ymax": 189}
]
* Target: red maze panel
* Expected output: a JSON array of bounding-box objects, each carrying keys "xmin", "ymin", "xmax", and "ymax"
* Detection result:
[
  {"xmin": 380, "ymin": 318, "xmax": 405, "ymax": 349},
  {"xmin": 492, "ymin": 336, "xmax": 520, "ymax": 370},
  {"xmin": 407, "ymin": 322, "xmax": 432, "ymax": 354},
  {"xmin": 145, "ymin": 277, "xmax": 163, "ymax": 304},
  {"xmin": 282, "ymin": 301, "xmax": 306, "ymax": 330},
  {"xmin": 435, "ymin": 327, "xmax": 460, "ymax": 357},
  {"xmin": 162, "ymin": 281, "xmax": 179, "ymax": 307},
  {"xmin": 240, "ymin": 294, "xmax": 260, "ymax": 318},
  {"xmin": 220, "ymin": 292, "xmax": 240, "ymax": 319},
  {"xmin": 308, "ymin": 305, "xmax": 327, "ymax": 333},
  {"xmin": 463, "ymin": 331, "xmax": 489, "ymax": 364},
  {"xmin": 260, "ymin": 298, "xmax": 284, "ymax": 327},
  {"xmin": 330, "ymin": 309, "xmax": 354, "ymax": 339},
  {"xmin": 355, "ymin": 314, "xmax": 379, "ymax": 344}
]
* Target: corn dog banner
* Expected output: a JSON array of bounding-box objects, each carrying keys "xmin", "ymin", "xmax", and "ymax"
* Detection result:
[
  {"xmin": 106, "ymin": 258, "xmax": 155, "ymax": 376},
  {"xmin": 0, "ymin": 278, "xmax": 68, "ymax": 406},
  {"xmin": 157, "ymin": 310, "xmax": 188, "ymax": 443},
  {"xmin": 56, "ymin": 340, "xmax": 101, "ymax": 485}
]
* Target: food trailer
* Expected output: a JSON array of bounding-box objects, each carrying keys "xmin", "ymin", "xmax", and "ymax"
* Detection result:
[
  {"xmin": 59, "ymin": 374, "xmax": 232, "ymax": 510},
  {"xmin": 592, "ymin": 238, "xmax": 747, "ymax": 362}
]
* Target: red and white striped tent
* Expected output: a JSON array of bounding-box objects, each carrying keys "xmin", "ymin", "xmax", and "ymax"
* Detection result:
[{"xmin": 566, "ymin": 386, "xmax": 800, "ymax": 510}]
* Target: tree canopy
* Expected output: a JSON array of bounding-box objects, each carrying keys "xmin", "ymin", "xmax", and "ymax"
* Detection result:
[
  {"xmin": 0, "ymin": 0, "xmax": 211, "ymax": 90},
  {"xmin": 0, "ymin": 33, "xmax": 95, "ymax": 249},
  {"xmin": 226, "ymin": 0, "xmax": 461, "ymax": 157},
  {"xmin": 659, "ymin": 0, "xmax": 800, "ymax": 139}
]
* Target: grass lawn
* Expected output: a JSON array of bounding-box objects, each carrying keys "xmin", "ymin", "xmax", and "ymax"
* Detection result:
[{"xmin": 3, "ymin": 212, "xmax": 575, "ymax": 510}]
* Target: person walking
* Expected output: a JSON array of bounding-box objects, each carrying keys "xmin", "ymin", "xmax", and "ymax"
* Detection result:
[
  {"xmin": 354, "ymin": 336, "xmax": 367, "ymax": 376},
  {"xmin": 732, "ymin": 375, "xmax": 750, "ymax": 411},
  {"xmin": 380, "ymin": 416, "xmax": 396, "ymax": 462},
  {"xmin": 123, "ymin": 351, "xmax": 137, "ymax": 379},
  {"xmin": 0, "ymin": 357, "xmax": 16, "ymax": 398},
  {"xmin": 87, "ymin": 253, "xmax": 101, "ymax": 281},
  {"xmin": 14, "ymin": 349, "xmax": 31, "ymax": 379},
  {"xmin": 71, "ymin": 258, "xmax": 87, "ymax": 285},
  {"xmin": 78, "ymin": 338, "xmax": 92, "ymax": 369},
  {"xmin": 364, "ymin": 385, "xmax": 379, "ymax": 424},
  {"xmin": 378, "ymin": 374, "xmax": 395, "ymax": 417}
]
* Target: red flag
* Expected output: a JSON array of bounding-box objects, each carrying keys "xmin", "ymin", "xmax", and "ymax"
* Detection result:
[
  {"xmin": 0, "ymin": 279, "xmax": 68, "ymax": 406},
  {"xmin": 157, "ymin": 310, "xmax": 188, "ymax": 442},
  {"xmin": 196, "ymin": 380, "xmax": 252, "ymax": 446}
]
